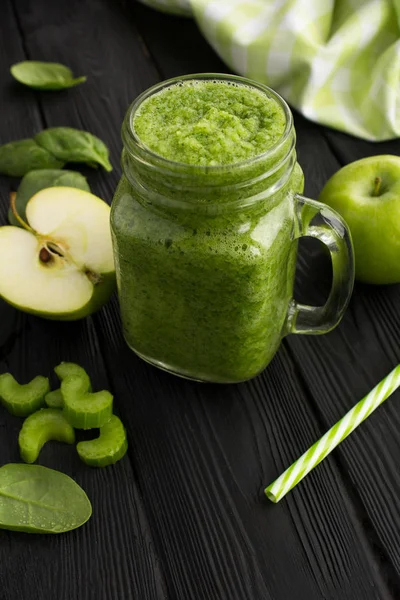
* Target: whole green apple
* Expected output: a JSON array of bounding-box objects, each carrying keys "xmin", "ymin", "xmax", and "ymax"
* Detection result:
[{"xmin": 318, "ymin": 155, "xmax": 400, "ymax": 284}]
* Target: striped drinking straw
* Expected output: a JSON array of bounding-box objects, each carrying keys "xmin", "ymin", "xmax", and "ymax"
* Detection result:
[{"xmin": 265, "ymin": 364, "xmax": 400, "ymax": 503}]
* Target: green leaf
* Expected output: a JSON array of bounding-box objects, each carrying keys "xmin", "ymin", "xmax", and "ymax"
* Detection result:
[
  {"xmin": 10, "ymin": 61, "xmax": 86, "ymax": 91},
  {"xmin": 0, "ymin": 463, "xmax": 92, "ymax": 533},
  {"xmin": 0, "ymin": 139, "xmax": 64, "ymax": 177},
  {"xmin": 35, "ymin": 127, "xmax": 112, "ymax": 172},
  {"xmin": 8, "ymin": 169, "xmax": 90, "ymax": 226}
]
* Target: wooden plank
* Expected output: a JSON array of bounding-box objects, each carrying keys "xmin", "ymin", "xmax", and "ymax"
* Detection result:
[
  {"xmin": 286, "ymin": 51, "xmax": 400, "ymax": 595},
  {"xmin": 94, "ymin": 297, "xmax": 392, "ymax": 600},
  {"xmin": 323, "ymin": 128, "xmax": 400, "ymax": 165},
  {"xmin": 0, "ymin": 0, "xmax": 42, "ymax": 500},
  {"xmin": 0, "ymin": 1, "xmax": 167, "ymax": 599},
  {"xmin": 286, "ymin": 63, "xmax": 400, "ymax": 599},
  {"xmin": 288, "ymin": 284, "xmax": 400, "ymax": 593},
  {"xmin": 123, "ymin": 0, "xmax": 228, "ymax": 76},
  {"xmin": 12, "ymin": 0, "xmax": 160, "ymax": 203},
  {"xmin": 0, "ymin": 316, "xmax": 168, "ymax": 600},
  {"xmin": 89, "ymin": 3, "xmax": 395, "ymax": 598},
  {"xmin": 4, "ymin": 0, "xmax": 399, "ymax": 598},
  {"xmin": 0, "ymin": 0, "xmax": 43, "ymax": 145},
  {"xmin": 286, "ymin": 123, "xmax": 400, "ymax": 589},
  {"xmin": 131, "ymin": 7, "xmax": 400, "ymax": 590}
]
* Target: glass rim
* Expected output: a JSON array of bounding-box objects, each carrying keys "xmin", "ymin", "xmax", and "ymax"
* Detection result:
[{"xmin": 123, "ymin": 73, "xmax": 293, "ymax": 172}]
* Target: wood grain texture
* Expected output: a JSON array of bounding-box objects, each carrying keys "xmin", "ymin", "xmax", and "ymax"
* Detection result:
[
  {"xmin": 108, "ymin": 3, "xmax": 396, "ymax": 598},
  {"xmin": 287, "ymin": 284, "xmax": 400, "ymax": 593},
  {"xmin": 0, "ymin": 314, "xmax": 168, "ymax": 600},
  {"xmin": 94, "ymin": 297, "xmax": 391, "ymax": 600},
  {"xmin": 287, "ymin": 94, "xmax": 400, "ymax": 599},
  {"xmin": 0, "ymin": 0, "xmax": 399, "ymax": 599},
  {"xmin": 0, "ymin": 2, "xmax": 167, "ymax": 599},
  {"xmin": 12, "ymin": 0, "xmax": 161, "ymax": 202},
  {"xmin": 322, "ymin": 128, "xmax": 400, "ymax": 166}
]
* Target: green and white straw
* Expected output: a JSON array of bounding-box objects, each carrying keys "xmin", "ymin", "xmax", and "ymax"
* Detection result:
[{"xmin": 265, "ymin": 364, "xmax": 400, "ymax": 503}]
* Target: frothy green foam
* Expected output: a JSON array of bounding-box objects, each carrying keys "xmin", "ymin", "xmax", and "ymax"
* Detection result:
[{"xmin": 133, "ymin": 80, "xmax": 286, "ymax": 166}]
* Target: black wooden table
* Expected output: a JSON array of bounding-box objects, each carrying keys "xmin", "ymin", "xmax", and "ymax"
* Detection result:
[{"xmin": 1, "ymin": 1, "xmax": 400, "ymax": 599}]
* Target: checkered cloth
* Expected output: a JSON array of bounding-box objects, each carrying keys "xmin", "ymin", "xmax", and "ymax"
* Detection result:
[{"xmin": 137, "ymin": 0, "xmax": 400, "ymax": 141}]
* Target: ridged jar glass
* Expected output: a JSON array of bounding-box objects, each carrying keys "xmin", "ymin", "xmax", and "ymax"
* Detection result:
[{"xmin": 111, "ymin": 74, "xmax": 354, "ymax": 383}]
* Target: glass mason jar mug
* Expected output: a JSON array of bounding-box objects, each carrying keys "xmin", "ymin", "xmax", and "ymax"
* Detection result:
[{"xmin": 111, "ymin": 74, "xmax": 354, "ymax": 383}]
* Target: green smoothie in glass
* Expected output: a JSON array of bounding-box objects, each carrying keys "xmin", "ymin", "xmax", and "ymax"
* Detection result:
[{"xmin": 111, "ymin": 74, "xmax": 354, "ymax": 383}]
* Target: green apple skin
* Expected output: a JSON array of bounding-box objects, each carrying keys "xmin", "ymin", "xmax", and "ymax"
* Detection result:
[
  {"xmin": 318, "ymin": 155, "xmax": 400, "ymax": 284},
  {"xmin": 2, "ymin": 272, "xmax": 116, "ymax": 321}
]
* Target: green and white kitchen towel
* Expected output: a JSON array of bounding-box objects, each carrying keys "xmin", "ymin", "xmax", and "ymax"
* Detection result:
[{"xmin": 137, "ymin": 0, "xmax": 400, "ymax": 141}]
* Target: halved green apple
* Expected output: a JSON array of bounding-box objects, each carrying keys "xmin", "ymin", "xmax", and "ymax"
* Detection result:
[{"xmin": 0, "ymin": 187, "xmax": 115, "ymax": 320}]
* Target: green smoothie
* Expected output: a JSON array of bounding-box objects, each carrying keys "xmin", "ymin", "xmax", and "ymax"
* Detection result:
[
  {"xmin": 133, "ymin": 80, "xmax": 286, "ymax": 165},
  {"xmin": 111, "ymin": 78, "xmax": 304, "ymax": 382}
]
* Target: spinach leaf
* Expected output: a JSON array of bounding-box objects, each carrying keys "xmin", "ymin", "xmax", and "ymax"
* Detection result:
[
  {"xmin": 35, "ymin": 127, "xmax": 112, "ymax": 172},
  {"xmin": 8, "ymin": 169, "xmax": 90, "ymax": 226},
  {"xmin": 0, "ymin": 139, "xmax": 64, "ymax": 177},
  {"xmin": 0, "ymin": 463, "xmax": 92, "ymax": 533},
  {"xmin": 11, "ymin": 61, "xmax": 86, "ymax": 91}
]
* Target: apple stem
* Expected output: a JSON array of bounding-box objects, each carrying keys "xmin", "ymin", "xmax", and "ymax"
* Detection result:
[
  {"xmin": 85, "ymin": 269, "xmax": 103, "ymax": 285},
  {"xmin": 10, "ymin": 192, "xmax": 37, "ymax": 234},
  {"xmin": 373, "ymin": 177, "xmax": 382, "ymax": 196}
]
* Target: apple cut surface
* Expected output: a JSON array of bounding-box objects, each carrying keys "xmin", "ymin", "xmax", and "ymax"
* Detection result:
[
  {"xmin": 0, "ymin": 187, "xmax": 115, "ymax": 320},
  {"xmin": 26, "ymin": 187, "xmax": 114, "ymax": 274},
  {"xmin": 0, "ymin": 227, "xmax": 93, "ymax": 315}
]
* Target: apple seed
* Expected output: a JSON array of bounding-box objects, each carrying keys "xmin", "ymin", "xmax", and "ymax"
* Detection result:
[
  {"xmin": 39, "ymin": 247, "xmax": 53, "ymax": 264},
  {"xmin": 46, "ymin": 241, "xmax": 65, "ymax": 257}
]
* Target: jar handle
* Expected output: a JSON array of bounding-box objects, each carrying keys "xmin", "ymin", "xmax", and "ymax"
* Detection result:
[{"xmin": 285, "ymin": 193, "xmax": 355, "ymax": 335}]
